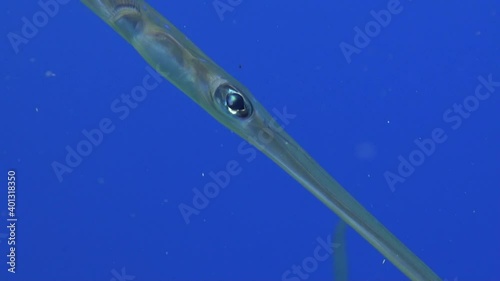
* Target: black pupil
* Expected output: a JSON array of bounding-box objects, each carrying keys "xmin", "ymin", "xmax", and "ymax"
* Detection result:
[{"xmin": 226, "ymin": 93, "xmax": 245, "ymax": 111}]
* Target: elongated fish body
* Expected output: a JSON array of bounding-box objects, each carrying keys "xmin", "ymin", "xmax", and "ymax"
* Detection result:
[{"xmin": 81, "ymin": 1, "xmax": 441, "ymax": 280}]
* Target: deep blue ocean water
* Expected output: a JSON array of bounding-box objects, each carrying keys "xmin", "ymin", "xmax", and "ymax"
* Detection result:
[{"xmin": 1, "ymin": 0, "xmax": 499, "ymax": 280}]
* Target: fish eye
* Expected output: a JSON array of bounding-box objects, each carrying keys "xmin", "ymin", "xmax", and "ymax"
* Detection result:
[{"xmin": 214, "ymin": 84, "xmax": 253, "ymax": 118}]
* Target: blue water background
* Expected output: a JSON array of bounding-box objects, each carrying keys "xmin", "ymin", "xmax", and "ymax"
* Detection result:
[{"xmin": 1, "ymin": 0, "xmax": 499, "ymax": 280}]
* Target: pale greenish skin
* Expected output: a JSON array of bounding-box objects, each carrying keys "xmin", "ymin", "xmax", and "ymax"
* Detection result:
[{"xmin": 81, "ymin": 1, "xmax": 442, "ymax": 280}]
